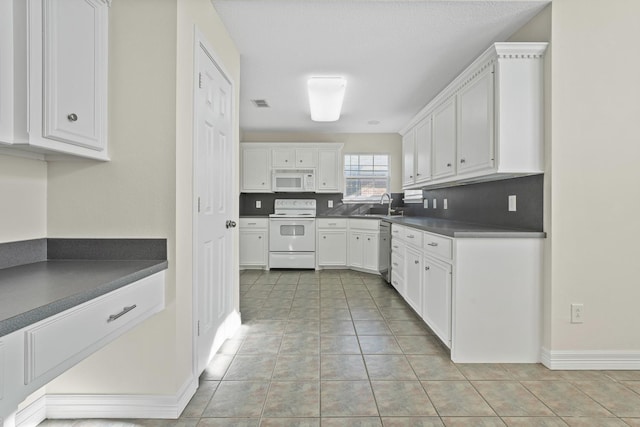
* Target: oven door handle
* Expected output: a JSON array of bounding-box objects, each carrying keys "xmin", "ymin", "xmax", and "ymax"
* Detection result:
[{"xmin": 269, "ymin": 218, "xmax": 316, "ymax": 222}]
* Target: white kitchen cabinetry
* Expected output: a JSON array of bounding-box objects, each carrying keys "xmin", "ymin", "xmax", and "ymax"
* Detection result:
[
  {"xmin": 402, "ymin": 128, "xmax": 416, "ymax": 187},
  {"xmin": 348, "ymin": 219, "xmax": 379, "ymax": 273},
  {"xmin": 0, "ymin": 0, "xmax": 109, "ymax": 160},
  {"xmin": 403, "ymin": 117, "xmax": 433, "ymax": 188},
  {"xmin": 0, "ymin": 272, "xmax": 165, "ymax": 423},
  {"xmin": 422, "ymin": 256, "xmax": 452, "ymax": 347},
  {"xmin": 317, "ymin": 148, "xmax": 342, "ymax": 192},
  {"xmin": 272, "ymin": 147, "xmax": 316, "ymax": 168},
  {"xmin": 317, "ymin": 219, "xmax": 348, "ymax": 268},
  {"xmin": 400, "ymin": 42, "xmax": 547, "ymax": 189},
  {"xmin": 404, "ymin": 246, "xmax": 423, "ymax": 316},
  {"xmin": 239, "ymin": 218, "xmax": 269, "ymax": 269},
  {"xmin": 431, "ymin": 97, "xmax": 457, "ymax": 180},
  {"xmin": 389, "ymin": 223, "xmax": 543, "ymax": 363},
  {"xmin": 241, "ymin": 147, "xmax": 271, "ymax": 192}
]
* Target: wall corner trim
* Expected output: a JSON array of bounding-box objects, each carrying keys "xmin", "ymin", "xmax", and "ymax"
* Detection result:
[
  {"xmin": 16, "ymin": 377, "xmax": 198, "ymax": 425},
  {"xmin": 541, "ymin": 347, "xmax": 640, "ymax": 370}
]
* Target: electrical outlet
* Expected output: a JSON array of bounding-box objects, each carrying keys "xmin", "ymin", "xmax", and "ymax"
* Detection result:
[
  {"xmin": 508, "ymin": 195, "xmax": 517, "ymax": 212},
  {"xmin": 432, "ymin": 198, "xmax": 437, "ymax": 209},
  {"xmin": 443, "ymin": 199, "xmax": 448, "ymax": 209},
  {"xmin": 571, "ymin": 303, "xmax": 584, "ymax": 323},
  {"xmin": 328, "ymin": 200, "xmax": 333, "ymax": 208},
  {"xmin": 423, "ymin": 199, "xmax": 428, "ymax": 209},
  {"xmin": 256, "ymin": 200, "xmax": 261, "ymax": 209}
]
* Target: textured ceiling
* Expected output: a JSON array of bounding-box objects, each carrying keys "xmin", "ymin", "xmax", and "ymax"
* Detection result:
[{"xmin": 211, "ymin": 0, "xmax": 550, "ymax": 133}]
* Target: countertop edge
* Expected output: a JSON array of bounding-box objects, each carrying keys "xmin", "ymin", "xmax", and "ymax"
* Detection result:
[{"xmin": 0, "ymin": 260, "xmax": 168, "ymax": 338}]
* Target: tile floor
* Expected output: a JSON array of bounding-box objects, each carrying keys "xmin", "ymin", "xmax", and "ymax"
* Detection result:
[{"xmin": 40, "ymin": 269, "xmax": 640, "ymax": 427}]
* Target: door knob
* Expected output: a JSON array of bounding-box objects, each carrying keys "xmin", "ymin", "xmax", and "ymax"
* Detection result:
[{"xmin": 226, "ymin": 220, "xmax": 237, "ymax": 229}]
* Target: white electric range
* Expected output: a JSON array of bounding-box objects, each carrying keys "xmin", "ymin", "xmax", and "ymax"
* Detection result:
[{"xmin": 269, "ymin": 199, "xmax": 316, "ymax": 269}]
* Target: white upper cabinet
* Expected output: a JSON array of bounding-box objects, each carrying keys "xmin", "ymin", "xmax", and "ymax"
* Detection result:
[
  {"xmin": 317, "ymin": 148, "xmax": 342, "ymax": 192},
  {"xmin": 272, "ymin": 147, "xmax": 317, "ymax": 168},
  {"xmin": 0, "ymin": 0, "xmax": 109, "ymax": 160},
  {"xmin": 402, "ymin": 128, "xmax": 416, "ymax": 187},
  {"xmin": 241, "ymin": 147, "xmax": 271, "ymax": 192},
  {"xmin": 414, "ymin": 117, "xmax": 432, "ymax": 184},
  {"xmin": 401, "ymin": 42, "xmax": 547, "ymax": 189}
]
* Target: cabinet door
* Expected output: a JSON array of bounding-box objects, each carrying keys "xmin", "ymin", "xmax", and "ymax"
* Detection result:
[
  {"xmin": 362, "ymin": 233, "xmax": 379, "ymax": 271},
  {"xmin": 239, "ymin": 231, "xmax": 267, "ymax": 266},
  {"xmin": 295, "ymin": 148, "xmax": 317, "ymax": 167},
  {"xmin": 242, "ymin": 148, "xmax": 271, "ymax": 191},
  {"xmin": 423, "ymin": 257, "xmax": 452, "ymax": 347},
  {"xmin": 42, "ymin": 0, "xmax": 108, "ymax": 151},
  {"xmin": 318, "ymin": 230, "xmax": 347, "ymax": 266},
  {"xmin": 432, "ymin": 97, "xmax": 457, "ymax": 179},
  {"xmin": 415, "ymin": 117, "xmax": 432, "ymax": 184},
  {"xmin": 348, "ymin": 232, "xmax": 363, "ymax": 268},
  {"xmin": 404, "ymin": 247, "xmax": 423, "ymax": 316},
  {"xmin": 402, "ymin": 128, "xmax": 416, "ymax": 187},
  {"xmin": 272, "ymin": 148, "xmax": 295, "ymax": 167},
  {"xmin": 458, "ymin": 66, "xmax": 495, "ymax": 174},
  {"xmin": 318, "ymin": 149, "xmax": 340, "ymax": 192}
]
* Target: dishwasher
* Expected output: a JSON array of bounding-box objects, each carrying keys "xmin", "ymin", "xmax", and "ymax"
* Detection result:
[{"xmin": 378, "ymin": 220, "xmax": 391, "ymax": 283}]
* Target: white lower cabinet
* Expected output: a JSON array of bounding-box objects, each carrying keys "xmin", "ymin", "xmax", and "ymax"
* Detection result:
[
  {"xmin": 422, "ymin": 256, "xmax": 452, "ymax": 348},
  {"xmin": 317, "ymin": 219, "xmax": 348, "ymax": 268},
  {"xmin": 239, "ymin": 218, "xmax": 269, "ymax": 269},
  {"xmin": 404, "ymin": 247, "xmax": 423, "ymax": 316},
  {"xmin": 347, "ymin": 219, "xmax": 379, "ymax": 273},
  {"xmin": 390, "ymin": 224, "xmax": 543, "ymax": 363}
]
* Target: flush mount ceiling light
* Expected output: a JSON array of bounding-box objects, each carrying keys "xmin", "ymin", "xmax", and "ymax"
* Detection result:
[{"xmin": 307, "ymin": 77, "xmax": 346, "ymax": 122}]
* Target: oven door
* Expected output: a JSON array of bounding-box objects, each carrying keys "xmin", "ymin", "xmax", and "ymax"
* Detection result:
[{"xmin": 269, "ymin": 218, "xmax": 316, "ymax": 252}]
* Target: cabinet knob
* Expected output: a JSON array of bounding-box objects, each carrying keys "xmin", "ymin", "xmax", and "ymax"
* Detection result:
[
  {"xmin": 356, "ymin": 237, "xmax": 359, "ymax": 240},
  {"xmin": 299, "ymin": 159, "xmax": 302, "ymax": 162},
  {"xmin": 323, "ymin": 236, "xmax": 326, "ymax": 239},
  {"xmin": 367, "ymin": 238, "xmax": 371, "ymax": 241},
  {"xmin": 425, "ymin": 266, "xmax": 430, "ymax": 271},
  {"xmin": 446, "ymin": 163, "xmax": 452, "ymax": 167},
  {"xmin": 258, "ymin": 236, "xmax": 262, "ymax": 239},
  {"xmin": 409, "ymin": 175, "xmax": 413, "ymax": 178},
  {"xmin": 261, "ymin": 182, "xmax": 265, "ymax": 185},
  {"xmin": 460, "ymin": 158, "xmax": 466, "ymax": 164},
  {"xmin": 415, "ymin": 260, "xmax": 419, "ymax": 264},
  {"xmin": 67, "ymin": 113, "xmax": 78, "ymax": 122},
  {"xmin": 285, "ymin": 159, "xmax": 288, "ymax": 162},
  {"xmin": 416, "ymin": 173, "xmax": 421, "ymax": 176},
  {"xmin": 323, "ymin": 182, "xmax": 326, "ymax": 185}
]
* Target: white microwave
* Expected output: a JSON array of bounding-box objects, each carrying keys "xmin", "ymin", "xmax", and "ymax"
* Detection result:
[{"xmin": 272, "ymin": 169, "xmax": 315, "ymax": 192}]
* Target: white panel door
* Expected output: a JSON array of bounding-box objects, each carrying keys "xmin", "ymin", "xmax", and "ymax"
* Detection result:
[
  {"xmin": 423, "ymin": 256, "xmax": 452, "ymax": 348},
  {"xmin": 195, "ymin": 43, "xmax": 234, "ymax": 374}
]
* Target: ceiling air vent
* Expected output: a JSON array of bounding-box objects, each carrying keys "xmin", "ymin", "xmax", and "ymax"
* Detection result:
[{"xmin": 251, "ymin": 99, "xmax": 270, "ymax": 108}]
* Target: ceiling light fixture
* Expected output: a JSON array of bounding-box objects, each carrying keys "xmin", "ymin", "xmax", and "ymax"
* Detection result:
[{"xmin": 307, "ymin": 77, "xmax": 346, "ymax": 122}]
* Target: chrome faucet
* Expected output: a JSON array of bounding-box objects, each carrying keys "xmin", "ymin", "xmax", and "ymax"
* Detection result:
[{"xmin": 380, "ymin": 193, "xmax": 393, "ymax": 216}]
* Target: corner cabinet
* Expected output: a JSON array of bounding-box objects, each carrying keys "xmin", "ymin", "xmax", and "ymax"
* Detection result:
[
  {"xmin": 0, "ymin": 0, "xmax": 110, "ymax": 160},
  {"xmin": 401, "ymin": 42, "xmax": 547, "ymax": 189}
]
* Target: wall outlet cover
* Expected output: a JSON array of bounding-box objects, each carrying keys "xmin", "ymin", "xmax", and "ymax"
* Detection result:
[
  {"xmin": 256, "ymin": 200, "xmax": 261, "ymax": 208},
  {"xmin": 508, "ymin": 195, "xmax": 517, "ymax": 212},
  {"xmin": 328, "ymin": 200, "xmax": 333, "ymax": 208},
  {"xmin": 443, "ymin": 199, "xmax": 448, "ymax": 209},
  {"xmin": 423, "ymin": 199, "xmax": 428, "ymax": 209},
  {"xmin": 432, "ymin": 198, "xmax": 437, "ymax": 209}
]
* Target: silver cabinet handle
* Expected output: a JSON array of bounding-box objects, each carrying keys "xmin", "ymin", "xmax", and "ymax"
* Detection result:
[
  {"xmin": 393, "ymin": 262, "xmax": 398, "ymax": 266},
  {"xmin": 226, "ymin": 220, "xmax": 237, "ymax": 228},
  {"xmin": 414, "ymin": 260, "xmax": 419, "ymax": 264},
  {"xmin": 427, "ymin": 242, "xmax": 438, "ymax": 247},
  {"xmin": 67, "ymin": 113, "xmax": 78, "ymax": 122},
  {"xmin": 393, "ymin": 245, "xmax": 399, "ymax": 249},
  {"xmin": 425, "ymin": 266, "xmax": 430, "ymax": 271},
  {"xmin": 107, "ymin": 305, "xmax": 137, "ymax": 323},
  {"xmin": 248, "ymin": 222, "xmax": 256, "ymax": 225},
  {"xmin": 446, "ymin": 163, "xmax": 452, "ymax": 167},
  {"xmin": 328, "ymin": 222, "xmax": 337, "ymax": 225},
  {"xmin": 407, "ymin": 235, "xmax": 415, "ymax": 239}
]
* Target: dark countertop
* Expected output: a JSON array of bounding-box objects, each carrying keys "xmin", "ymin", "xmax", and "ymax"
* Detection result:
[
  {"xmin": 0, "ymin": 239, "xmax": 168, "ymax": 338},
  {"xmin": 241, "ymin": 214, "xmax": 545, "ymax": 238}
]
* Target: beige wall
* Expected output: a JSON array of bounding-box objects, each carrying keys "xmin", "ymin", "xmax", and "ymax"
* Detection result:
[
  {"xmin": 549, "ymin": 0, "xmax": 640, "ymax": 351},
  {"xmin": 0, "ymin": 154, "xmax": 47, "ymax": 243},
  {"xmin": 242, "ymin": 132, "xmax": 403, "ymax": 192},
  {"xmin": 47, "ymin": 0, "xmax": 241, "ymax": 396}
]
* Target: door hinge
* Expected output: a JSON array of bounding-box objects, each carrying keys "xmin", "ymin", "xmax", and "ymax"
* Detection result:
[
  {"xmin": 198, "ymin": 72, "xmax": 203, "ymax": 89},
  {"xmin": 198, "ymin": 197, "xmax": 201, "ymax": 213},
  {"xmin": 197, "ymin": 320, "xmax": 200, "ymax": 336}
]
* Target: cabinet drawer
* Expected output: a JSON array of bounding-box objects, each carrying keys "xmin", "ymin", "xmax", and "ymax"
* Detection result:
[
  {"xmin": 391, "ymin": 238, "xmax": 405, "ymax": 254},
  {"xmin": 318, "ymin": 218, "xmax": 347, "ymax": 229},
  {"xmin": 391, "ymin": 270, "xmax": 404, "ymax": 293},
  {"xmin": 349, "ymin": 218, "xmax": 379, "ymax": 231},
  {"xmin": 240, "ymin": 218, "xmax": 269, "ymax": 229},
  {"xmin": 391, "ymin": 224, "xmax": 405, "ymax": 239},
  {"xmin": 403, "ymin": 228, "xmax": 423, "ymax": 246},
  {"xmin": 391, "ymin": 252, "xmax": 404, "ymax": 278},
  {"xmin": 24, "ymin": 272, "xmax": 165, "ymax": 385},
  {"xmin": 423, "ymin": 232, "xmax": 453, "ymax": 261}
]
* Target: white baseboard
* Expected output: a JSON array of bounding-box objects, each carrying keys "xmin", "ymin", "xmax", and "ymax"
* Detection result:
[
  {"xmin": 15, "ymin": 377, "xmax": 198, "ymax": 425},
  {"xmin": 541, "ymin": 347, "xmax": 640, "ymax": 370}
]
